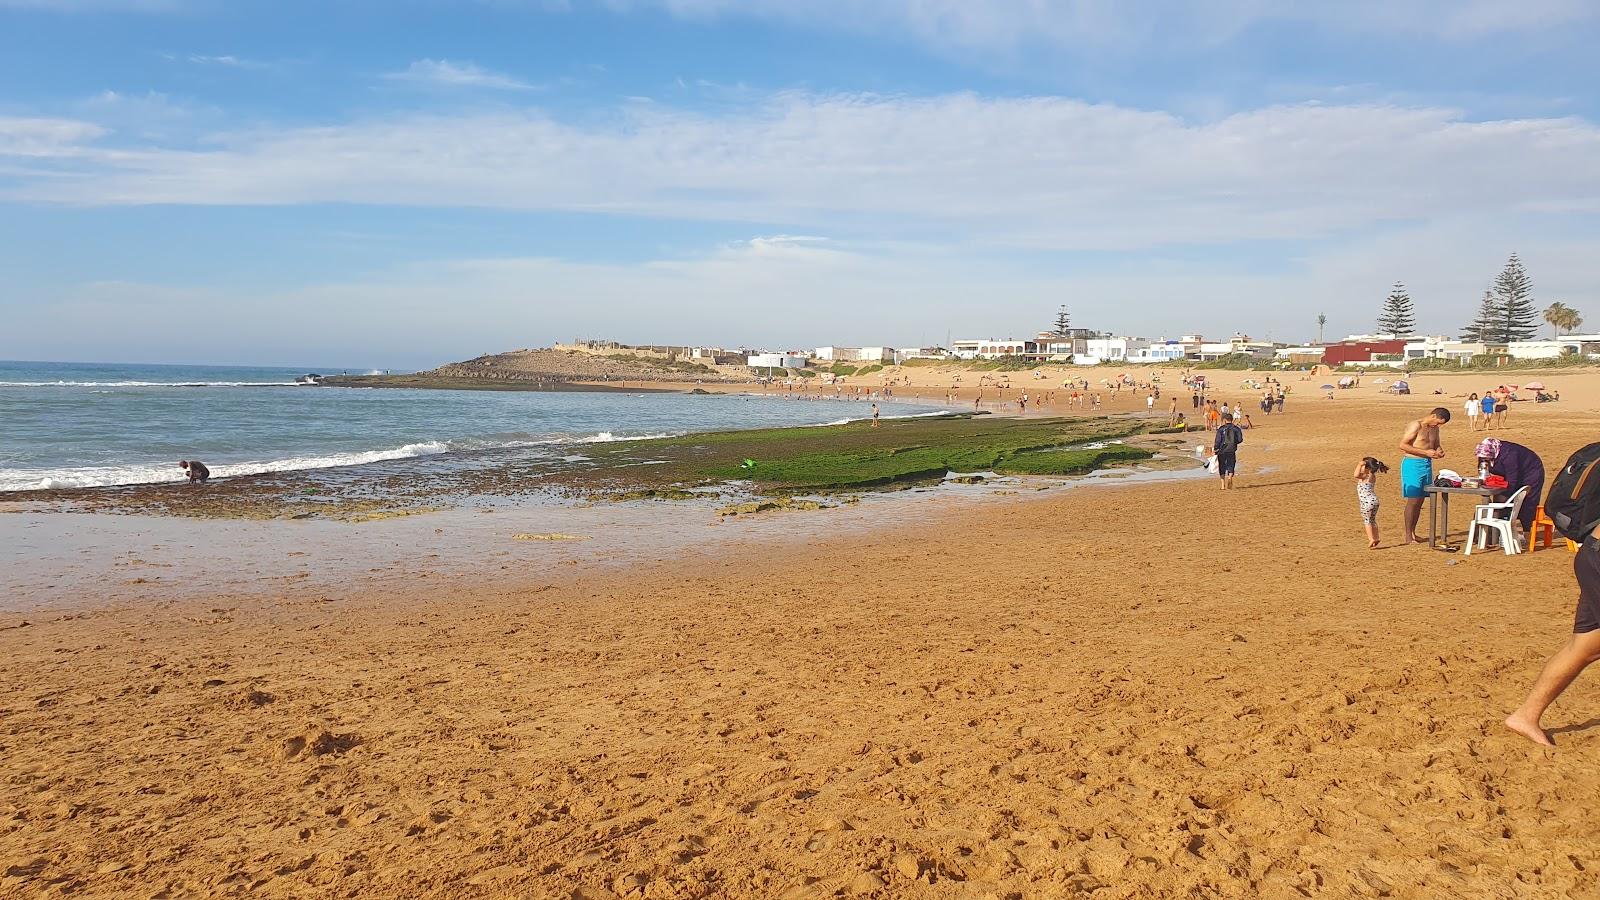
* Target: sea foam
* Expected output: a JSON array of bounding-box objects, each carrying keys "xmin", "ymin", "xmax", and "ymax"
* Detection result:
[{"xmin": 0, "ymin": 441, "xmax": 450, "ymax": 492}]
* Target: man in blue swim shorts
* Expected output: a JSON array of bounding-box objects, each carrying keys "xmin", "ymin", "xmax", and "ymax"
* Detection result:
[{"xmin": 1398, "ymin": 407, "xmax": 1452, "ymax": 544}]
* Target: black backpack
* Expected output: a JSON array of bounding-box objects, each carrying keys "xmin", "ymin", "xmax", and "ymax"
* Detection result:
[
  {"xmin": 1216, "ymin": 425, "xmax": 1240, "ymax": 454},
  {"xmin": 1546, "ymin": 443, "xmax": 1600, "ymax": 542}
]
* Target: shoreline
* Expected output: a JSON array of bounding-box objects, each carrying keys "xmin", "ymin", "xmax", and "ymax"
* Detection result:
[
  {"xmin": 0, "ymin": 413, "xmax": 1175, "ymax": 517},
  {"xmin": 318, "ymin": 374, "xmax": 701, "ymax": 392}
]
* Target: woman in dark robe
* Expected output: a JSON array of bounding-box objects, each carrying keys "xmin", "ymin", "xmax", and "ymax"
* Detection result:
[{"xmin": 1476, "ymin": 438, "xmax": 1544, "ymax": 532}]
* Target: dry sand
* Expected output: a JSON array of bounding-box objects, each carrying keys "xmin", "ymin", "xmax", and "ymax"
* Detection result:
[{"xmin": 4, "ymin": 368, "xmax": 1600, "ymax": 898}]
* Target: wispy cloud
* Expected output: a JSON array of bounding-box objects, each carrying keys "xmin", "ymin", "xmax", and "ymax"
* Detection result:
[
  {"xmin": 383, "ymin": 58, "xmax": 539, "ymax": 91},
  {"xmin": 6, "ymin": 92, "xmax": 1598, "ymax": 255},
  {"xmin": 0, "ymin": 116, "xmax": 107, "ymax": 157},
  {"xmin": 0, "ymin": 0, "xmax": 179, "ymax": 10},
  {"xmin": 602, "ymin": 0, "xmax": 1600, "ymax": 50},
  {"xmin": 185, "ymin": 54, "xmax": 263, "ymax": 68}
]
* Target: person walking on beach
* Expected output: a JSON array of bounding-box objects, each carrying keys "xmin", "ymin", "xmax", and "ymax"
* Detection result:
[
  {"xmin": 1465, "ymin": 393, "xmax": 1481, "ymax": 431},
  {"xmin": 179, "ymin": 460, "xmax": 210, "ymax": 484},
  {"xmin": 871, "ymin": 403, "xmax": 880, "ymax": 427},
  {"xmin": 1480, "ymin": 391, "xmax": 1497, "ymax": 429},
  {"xmin": 1354, "ymin": 457, "xmax": 1389, "ymax": 549},
  {"xmin": 1505, "ymin": 444, "xmax": 1600, "ymax": 746},
  {"xmin": 1398, "ymin": 408, "xmax": 1451, "ymax": 544},
  {"xmin": 1213, "ymin": 413, "xmax": 1244, "ymax": 489}
]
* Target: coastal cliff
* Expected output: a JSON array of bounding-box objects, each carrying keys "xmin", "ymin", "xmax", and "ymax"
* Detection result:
[{"xmin": 323, "ymin": 347, "xmax": 756, "ymax": 390}]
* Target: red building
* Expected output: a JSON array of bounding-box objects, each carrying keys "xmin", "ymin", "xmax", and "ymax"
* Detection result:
[{"xmin": 1322, "ymin": 340, "xmax": 1407, "ymax": 366}]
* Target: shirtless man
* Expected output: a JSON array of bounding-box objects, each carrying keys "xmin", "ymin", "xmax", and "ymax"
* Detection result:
[
  {"xmin": 1398, "ymin": 408, "xmax": 1451, "ymax": 544},
  {"xmin": 179, "ymin": 460, "xmax": 210, "ymax": 484}
]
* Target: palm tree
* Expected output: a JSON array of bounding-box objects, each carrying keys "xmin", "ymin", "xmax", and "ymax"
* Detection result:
[
  {"xmin": 1545, "ymin": 302, "xmax": 1570, "ymax": 339},
  {"xmin": 1316, "ymin": 313, "xmax": 1327, "ymax": 343},
  {"xmin": 1545, "ymin": 302, "xmax": 1583, "ymax": 339}
]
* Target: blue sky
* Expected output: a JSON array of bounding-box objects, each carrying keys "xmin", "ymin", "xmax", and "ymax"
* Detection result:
[{"xmin": 3, "ymin": 0, "xmax": 1599, "ymax": 368}]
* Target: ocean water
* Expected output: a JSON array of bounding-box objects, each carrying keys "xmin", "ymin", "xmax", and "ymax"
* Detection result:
[{"xmin": 0, "ymin": 361, "xmax": 938, "ymax": 492}]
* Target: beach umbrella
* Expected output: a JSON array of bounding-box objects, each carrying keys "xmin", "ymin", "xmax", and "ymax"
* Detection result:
[
  {"xmin": 1393, "ymin": 380, "xmax": 1409, "ymax": 388},
  {"xmin": 1525, "ymin": 381, "xmax": 1546, "ymax": 390},
  {"xmin": 1320, "ymin": 384, "xmax": 1336, "ymax": 389}
]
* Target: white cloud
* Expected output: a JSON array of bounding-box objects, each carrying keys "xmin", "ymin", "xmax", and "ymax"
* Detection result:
[
  {"xmin": 0, "ymin": 116, "xmax": 107, "ymax": 157},
  {"xmin": 5, "ymin": 92, "xmax": 1598, "ymax": 255},
  {"xmin": 383, "ymin": 59, "xmax": 539, "ymax": 91},
  {"xmin": 186, "ymin": 54, "xmax": 255, "ymax": 67},
  {"xmin": 0, "ymin": 0, "xmax": 179, "ymax": 10},
  {"xmin": 604, "ymin": 0, "xmax": 1600, "ymax": 50}
]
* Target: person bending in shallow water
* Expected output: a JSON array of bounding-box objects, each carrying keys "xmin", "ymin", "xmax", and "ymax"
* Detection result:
[{"xmin": 179, "ymin": 460, "xmax": 210, "ymax": 484}]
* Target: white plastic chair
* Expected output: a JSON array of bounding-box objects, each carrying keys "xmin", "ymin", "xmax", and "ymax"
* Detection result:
[{"xmin": 1466, "ymin": 486, "xmax": 1530, "ymax": 556}]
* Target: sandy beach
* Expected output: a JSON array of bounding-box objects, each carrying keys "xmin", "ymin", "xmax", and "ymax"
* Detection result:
[{"xmin": 4, "ymin": 366, "xmax": 1600, "ymax": 898}]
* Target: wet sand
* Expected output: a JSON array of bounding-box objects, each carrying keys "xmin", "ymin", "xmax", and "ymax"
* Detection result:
[{"xmin": 3, "ymin": 368, "xmax": 1600, "ymax": 898}]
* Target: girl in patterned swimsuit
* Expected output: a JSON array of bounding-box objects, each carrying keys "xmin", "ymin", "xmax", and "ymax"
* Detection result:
[{"xmin": 1355, "ymin": 456, "xmax": 1390, "ymax": 549}]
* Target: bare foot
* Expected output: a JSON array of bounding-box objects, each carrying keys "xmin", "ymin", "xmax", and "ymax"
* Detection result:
[
  {"xmin": 1504, "ymin": 714, "xmax": 1555, "ymax": 747},
  {"xmin": 1368, "ymin": 541, "xmax": 1380, "ymax": 549},
  {"xmin": 1411, "ymin": 535, "xmax": 1429, "ymax": 544}
]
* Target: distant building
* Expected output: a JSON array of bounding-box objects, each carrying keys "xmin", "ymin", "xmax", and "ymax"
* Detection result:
[
  {"xmin": 747, "ymin": 353, "xmax": 807, "ymax": 369},
  {"xmin": 895, "ymin": 347, "xmax": 948, "ymax": 363},
  {"xmin": 1506, "ymin": 336, "xmax": 1600, "ymax": 360},
  {"xmin": 814, "ymin": 346, "xmax": 893, "ymax": 363},
  {"xmin": 948, "ymin": 338, "xmax": 1032, "ymax": 359},
  {"xmin": 1273, "ymin": 345, "xmax": 1326, "ymax": 365},
  {"xmin": 1074, "ymin": 336, "xmax": 1151, "ymax": 365},
  {"xmin": 1402, "ymin": 336, "xmax": 1490, "ymax": 364},
  {"xmin": 1324, "ymin": 339, "xmax": 1408, "ymax": 367},
  {"xmin": 1128, "ymin": 342, "xmax": 1188, "ymax": 364}
]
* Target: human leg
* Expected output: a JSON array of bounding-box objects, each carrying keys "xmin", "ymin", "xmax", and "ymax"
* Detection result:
[
  {"xmin": 1399, "ymin": 457, "xmax": 1431, "ymax": 542},
  {"xmin": 1402, "ymin": 497, "xmax": 1425, "ymax": 543},
  {"xmin": 1505, "ymin": 631, "xmax": 1600, "ymax": 746}
]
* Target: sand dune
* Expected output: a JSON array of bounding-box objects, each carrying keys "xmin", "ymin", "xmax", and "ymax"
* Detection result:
[{"xmin": 3, "ymin": 368, "xmax": 1599, "ymax": 898}]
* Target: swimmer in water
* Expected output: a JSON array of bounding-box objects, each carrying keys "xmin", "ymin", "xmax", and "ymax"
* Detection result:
[{"xmin": 179, "ymin": 460, "xmax": 210, "ymax": 484}]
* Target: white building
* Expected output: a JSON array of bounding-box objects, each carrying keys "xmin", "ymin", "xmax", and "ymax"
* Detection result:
[
  {"xmin": 896, "ymin": 347, "xmax": 948, "ymax": 362},
  {"xmin": 1274, "ymin": 345, "xmax": 1326, "ymax": 361},
  {"xmin": 1403, "ymin": 336, "xmax": 1491, "ymax": 363},
  {"xmin": 1127, "ymin": 342, "xmax": 1188, "ymax": 364},
  {"xmin": 747, "ymin": 353, "xmax": 807, "ymax": 369},
  {"xmin": 950, "ymin": 339, "xmax": 983, "ymax": 360},
  {"xmin": 1083, "ymin": 337, "xmax": 1151, "ymax": 361},
  {"xmin": 950, "ymin": 338, "xmax": 1033, "ymax": 359},
  {"xmin": 813, "ymin": 346, "xmax": 893, "ymax": 363},
  {"xmin": 1506, "ymin": 336, "xmax": 1600, "ymax": 359},
  {"xmin": 1190, "ymin": 335, "xmax": 1277, "ymax": 361}
]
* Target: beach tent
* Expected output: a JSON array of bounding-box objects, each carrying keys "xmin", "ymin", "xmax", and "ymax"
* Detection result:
[
  {"xmin": 1524, "ymin": 381, "xmax": 1546, "ymax": 391},
  {"xmin": 1338, "ymin": 376, "xmax": 1356, "ymax": 388}
]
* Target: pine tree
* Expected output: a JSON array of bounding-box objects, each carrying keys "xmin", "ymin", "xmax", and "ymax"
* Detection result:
[
  {"xmin": 1376, "ymin": 282, "xmax": 1415, "ymax": 337},
  {"xmin": 1491, "ymin": 253, "xmax": 1537, "ymax": 343},
  {"xmin": 1460, "ymin": 290, "xmax": 1497, "ymax": 342},
  {"xmin": 1051, "ymin": 305, "xmax": 1071, "ymax": 338}
]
